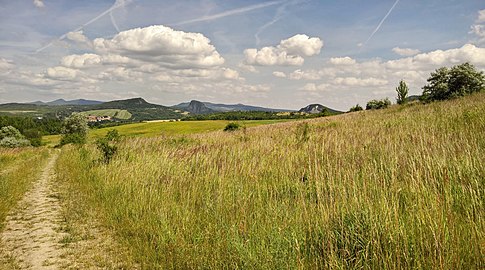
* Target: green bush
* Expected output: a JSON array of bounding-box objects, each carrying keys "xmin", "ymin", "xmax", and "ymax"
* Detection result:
[
  {"xmin": 366, "ymin": 98, "xmax": 391, "ymax": 110},
  {"xmin": 0, "ymin": 126, "xmax": 23, "ymax": 139},
  {"xmin": 0, "ymin": 137, "xmax": 31, "ymax": 148},
  {"xmin": 223, "ymin": 122, "xmax": 240, "ymax": 132},
  {"xmin": 349, "ymin": 104, "xmax": 363, "ymax": 112},
  {"xmin": 0, "ymin": 126, "xmax": 31, "ymax": 148},
  {"xmin": 96, "ymin": 129, "xmax": 121, "ymax": 163}
]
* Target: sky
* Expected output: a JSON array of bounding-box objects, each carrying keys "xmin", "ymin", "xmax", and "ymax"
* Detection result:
[{"xmin": 0, "ymin": 0, "xmax": 484, "ymax": 111}]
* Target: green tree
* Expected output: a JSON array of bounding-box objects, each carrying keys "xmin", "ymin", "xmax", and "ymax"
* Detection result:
[
  {"xmin": 396, "ymin": 80, "xmax": 409, "ymax": 105},
  {"xmin": 60, "ymin": 113, "xmax": 88, "ymax": 145},
  {"xmin": 422, "ymin": 63, "xmax": 485, "ymax": 101},
  {"xmin": 366, "ymin": 98, "xmax": 391, "ymax": 110}
]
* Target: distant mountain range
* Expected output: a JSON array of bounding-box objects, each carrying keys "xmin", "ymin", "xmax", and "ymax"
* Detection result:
[
  {"xmin": 173, "ymin": 100, "xmax": 292, "ymax": 114},
  {"xmin": 0, "ymin": 97, "xmax": 342, "ymax": 121},
  {"xmin": 29, "ymin": 99, "xmax": 103, "ymax": 106}
]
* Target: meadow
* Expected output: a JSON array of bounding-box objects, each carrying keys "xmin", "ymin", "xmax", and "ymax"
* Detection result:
[
  {"xmin": 54, "ymin": 93, "xmax": 485, "ymax": 269},
  {"xmin": 42, "ymin": 119, "xmax": 293, "ymax": 146},
  {"xmin": 0, "ymin": 148, "xmax": 49, "ymax": 228}
]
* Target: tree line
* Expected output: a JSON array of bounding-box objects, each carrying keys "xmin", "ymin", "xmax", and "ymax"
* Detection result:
[
  {"xmin": 0, "ymin": 116, "xmax": 62, "ymax": 146},
  {"xmin": 350, "ymin": 62, "xmax": 485, "ymax": 112}
]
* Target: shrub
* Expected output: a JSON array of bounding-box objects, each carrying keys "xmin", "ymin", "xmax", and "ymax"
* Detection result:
[
  {"xmin": 224, "ymin": 122, "xmax": 240, "ymax": 132},
  {"xmin": 0, "ymin": 126, "xmax": 23, "ymax": 139},
  {"xmin": 349, "ymin": 104, "xmax": 363, "ymax": 112},
  {"xmin": 0, "ymin": 126, "xmax": 31, "ymax": 148},
  {"xmin": 366, "ymin": 98, "xmax": 391, "ymax": 110},
  {"xmin": 0, "ymin": 137, "xmax": 31, "ymax": 148},
  {"xmin": 96, "ymin": 129, "xmax": 121, "ymax": 163}
]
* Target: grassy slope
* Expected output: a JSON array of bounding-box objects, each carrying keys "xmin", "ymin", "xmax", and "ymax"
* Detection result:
[
  {"xmin": 0, "ymin": 148, "xmax": 49, "ymax": 229},
  {"xmin": 43, "ymin": 119, "xmax": 293, "ymax": 146},
  {"xmin": 56, "ymin": 94, "xmax": 485, "ymax": 269}
]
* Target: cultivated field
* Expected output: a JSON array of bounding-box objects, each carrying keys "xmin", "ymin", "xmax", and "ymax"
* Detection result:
[
  {"xmin": 54, "ymin": 93, "xmax": 485, "ymax": 268},
  {"xmin": 80, "ymin": 109, "xmax": 132, "ymax": 119}
]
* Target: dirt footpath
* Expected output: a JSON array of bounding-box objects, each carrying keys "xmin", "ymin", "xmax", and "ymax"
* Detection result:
[{"xmin": 0, "ymin": 152, "xmax": 67, "ymax": 269}]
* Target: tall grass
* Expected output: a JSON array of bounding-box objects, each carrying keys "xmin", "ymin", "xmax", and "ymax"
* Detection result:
[
  {"xmin": 0, "ymin": 147, "xmax": 49, "ymax": 228},
  {"xmin": 43, "ymin": 119, "xmax": 293, "ymax": 146},
  {"xmin": 56, "ymin": 93, "xmax": 485, "ymax": 269}
]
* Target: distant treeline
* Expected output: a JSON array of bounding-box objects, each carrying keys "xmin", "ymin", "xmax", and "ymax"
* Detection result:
[
  {"xmin": 182, "ymin": 110, "xmax": 336, "ymax": 121},
  {"xmin": 0, "ymin": 116, "xmax": 62, "ymax": 135}
]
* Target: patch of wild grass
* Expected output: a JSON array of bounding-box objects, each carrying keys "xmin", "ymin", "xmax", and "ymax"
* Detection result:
[
  {"xmin": 0, "ymin": 147, "xmax": 49, "ymax": 229},
  {"xmin": 56, "ymin": 93, "xmax": 485, "ymax": 269}
]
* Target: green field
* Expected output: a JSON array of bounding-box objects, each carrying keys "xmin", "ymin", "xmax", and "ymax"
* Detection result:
[
  {"xmin": 43, "ymin": 119, "xmax": 293, "ymax": 146},
  {"xmin": 54, "ymin": 93, "xmax": 485, "ymax": 268},
  {"xmin": 80, "ymin": 109, "xmax": 132, "ymax": 120}
]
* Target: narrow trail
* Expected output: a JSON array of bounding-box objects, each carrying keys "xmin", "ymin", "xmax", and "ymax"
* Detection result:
[{"xmin": 0, "ymin": 152, "xmax": 67, "ymax": 269}]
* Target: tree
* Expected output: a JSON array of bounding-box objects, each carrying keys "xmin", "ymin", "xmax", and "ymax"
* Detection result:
[
  {"xmin": 422, "ymin": 63, "xmax": 485, "ymax": 101},
  {"xmin": 349, "ymin": 104, "xmax": 363, "ymax": 112},
  {"xmin": 396, "ymin": 80, "xmax": 409, "ymax": 105},
  {"xmin": 366, "ymin": 98, "xmax": 391, "ymax": 110},
  {"xmin": 60, "ymin": 113, "xmax": 88, "ymax": 145}
]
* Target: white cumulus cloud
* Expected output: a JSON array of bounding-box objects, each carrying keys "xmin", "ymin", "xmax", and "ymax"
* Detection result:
[
  {"xmin": 477, "ymin": 9, "xmax": 485, "ymax": 23},
  {"xmin": 272, "ymin": 71, "xmax": 286, "ymax": 78},
  {"xmin": 0, "ymin": 58, "xmax": 14, "ymax": 71},
  {"xmin": 45, "ymin": 66, "xmax": 79, "ymax": 81},
  {"xmin": 392, "ymin": 47, "xmax": 421, "ymax": 56},
  {"xmin": 244, "ymin": 34, "xmax": 323, "ymax": 66},
  {"xmin": 33, "ymin": 0, "xmax": 44, "ymax": 8},
  {"xmin": 470, "ymin": 9, "xmax": 485, "ymax": 44},
  {"xmin": 66, "ymin": 31, "xmax": 91, "ymax": 46},
  {"xmin": 333, "ymin": 77, "xmax": 388, "ymax": 87},
  {"xmin": 329, "ymin": 57, "xmax": 356, "ymax": 65},
  {"xmin": 61, "ymin": 54, "xmax": 101, "ymax": 69},
  {"xmin": 93, "ymin": 25, "xmax": 224, "ymax": 68}
]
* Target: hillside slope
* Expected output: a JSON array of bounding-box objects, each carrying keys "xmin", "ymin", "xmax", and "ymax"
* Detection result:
[{"xmin": 56, "ymin": 92, "xmax": 485, "ymax": 269}]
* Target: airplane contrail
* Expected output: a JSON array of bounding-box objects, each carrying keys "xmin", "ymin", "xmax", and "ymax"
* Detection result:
[
  {"xmin": 36, "ymin": 0, "xmax": 132, "ymax": 53},
  {"xmin": 173, "ymin": 0, "xmax": 284, "ymax": 26},
  {"xmin": 254, "ymin": 0, "xmax": 305, "ymax": 45},
  {"xmin": 360, "ymin": 0, "xmax": 400, "ymax": 47}
]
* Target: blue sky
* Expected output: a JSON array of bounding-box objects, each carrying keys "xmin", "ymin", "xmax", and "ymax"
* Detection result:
[{"xmin": 0, "ymin": 0, "xmax": 484, "ymax": 110}]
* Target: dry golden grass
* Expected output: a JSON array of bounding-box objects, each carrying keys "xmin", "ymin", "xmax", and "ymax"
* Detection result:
[
  {"xmin": 0, "ymin": 147, "xmax": 49, "ymax": 229},
  {"xmin": 56, "ymin": 93, "xmax": 485, "ymax": 269}
]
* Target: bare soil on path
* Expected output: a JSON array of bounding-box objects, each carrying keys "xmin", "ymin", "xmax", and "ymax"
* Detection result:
[
  {"xmin": 0, "ymin": 152, "xmax": 66, "ymax": 269},
  {"xmin": 0, "ymin": 151, "xmax": 138, "ymax": 270}
]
